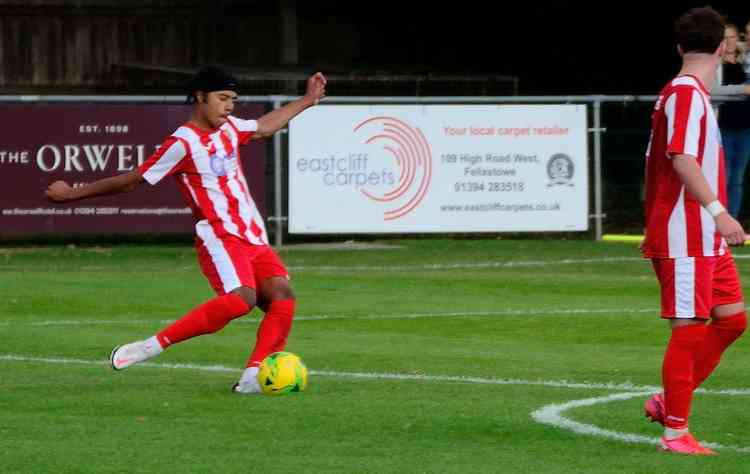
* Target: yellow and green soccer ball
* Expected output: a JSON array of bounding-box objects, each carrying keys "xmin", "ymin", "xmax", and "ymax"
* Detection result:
[{"xmin": 256, "ymin": 351, "xmax": 308, "ymax": 395}]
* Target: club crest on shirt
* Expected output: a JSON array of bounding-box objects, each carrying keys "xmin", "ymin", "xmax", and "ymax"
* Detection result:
[
  {"xmin": 546, "ymin": 153, "xmax": 575, "ymax": 187},
  {"xmin": 209, "ymin": 151, "xmax": 228, "ymax": 176}
]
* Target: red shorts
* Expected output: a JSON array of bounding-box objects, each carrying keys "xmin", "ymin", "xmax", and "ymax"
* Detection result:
[
  {"xmin": 196, "ymin": 234, "xmax": 288, "ymax": 295},
  {"xmin": 651, "ymin": 252, "xmax": 743, "ymax": 319}
]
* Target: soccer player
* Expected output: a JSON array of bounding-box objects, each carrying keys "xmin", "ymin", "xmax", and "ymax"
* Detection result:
[
  {"xmin": 641, "ymin": 7, "xmax": 747, "ymax": 455},
  {"xmin": 45, "ymin": 66, "xmax": 326, "ymax": 394}
]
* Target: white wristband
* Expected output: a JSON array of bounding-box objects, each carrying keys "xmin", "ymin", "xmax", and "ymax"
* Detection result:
[{"xmin": 705, "ymin": 200, "xmax": 726, "ymax": 218}]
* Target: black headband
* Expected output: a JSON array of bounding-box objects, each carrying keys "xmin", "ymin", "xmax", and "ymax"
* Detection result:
[{"xmin": 186, "ymin": 66, "xmax": 239, "ymax": 103}]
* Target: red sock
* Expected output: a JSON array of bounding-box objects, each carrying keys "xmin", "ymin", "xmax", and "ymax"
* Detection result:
[
  {"xmin": 662, "ymin": 323, "xmax": 706, "ymax": 429},
  {"xmin": 693, "ymin": 312, "xmax": 747, "ymax": 389},
  {"xmin": 157, "ymin": 293, "xmax": 251, "ymax": 347},
  {"xmin": 246, "ymin": 299, "xmax": 295, "ymax": 367}
]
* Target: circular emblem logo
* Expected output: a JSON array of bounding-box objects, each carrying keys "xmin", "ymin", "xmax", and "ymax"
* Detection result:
[
  {"xmin": 353, "ymin": 116, "xmax": 433, "ymax": 221},
  {"xmin": 210, "ymin": 153, "xmax": 227, "ymax": 176},
  {"xmin": 547, "ymin": 153, "xmax": 575, "ymax": 187}
]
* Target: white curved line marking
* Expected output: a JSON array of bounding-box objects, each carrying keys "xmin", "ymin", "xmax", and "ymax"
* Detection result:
[
  {"xmin": 532, "ymin": 391, "xmax": 659, "ymax": 445},
  {"xmin": 531, "ymin": 391, "xmax": 750, "ymax": 453}
]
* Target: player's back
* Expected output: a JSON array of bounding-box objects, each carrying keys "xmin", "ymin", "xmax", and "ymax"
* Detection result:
[{"xmin": 642, "ymin": 74, "xmax": 726, "ymax": 258}]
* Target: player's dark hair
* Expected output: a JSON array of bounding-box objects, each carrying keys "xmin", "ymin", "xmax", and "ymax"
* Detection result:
[{"xmin": 674, "ymin": 7, "xmax": 726, "ymax": 54}]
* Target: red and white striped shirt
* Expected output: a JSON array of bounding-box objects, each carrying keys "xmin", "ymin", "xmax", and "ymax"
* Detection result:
[
  {"xmin": 138, "ymin": 116, "xmax": 269, "ymax": 246},
  {"xmin": 642, "ymin": 74, "xmax": 727, "ymax": 258}
]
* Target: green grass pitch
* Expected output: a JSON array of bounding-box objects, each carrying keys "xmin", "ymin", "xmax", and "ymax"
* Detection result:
[{"xmin": 2, "ymin": 239, "xmax": 750, "ymax": 473}]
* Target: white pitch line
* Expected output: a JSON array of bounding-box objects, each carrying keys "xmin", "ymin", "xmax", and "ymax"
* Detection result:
[
  {"xmin": 284, "ymin": 307, "xmax": 658, "ymax": 322},
  {"xmin": 4, "ymin": 254, "xmax": 750, "ymax": 275},
  {"xmin": 302, "ymin": 253, "xmax": 750, "ymax": 271},
  {"xmin": 0, "ymin": 307, "xmax": 659, "ymax": 327},
  {"xmin": 286, "ymin": 256, "xmax": 642, "ymax": 272},
  {"xmin": 0, "ymin": 354, "xmax": 657, "ymax": 391},
  {"xmin": 4, "ymin": 353, "xmax": 750, "ymax": 453},
  {"xmin": 531, "ymin": 391, "xmax": 750, "ymax": 454},
  {"xmin": 2, "ymin": 353, "xmax": 750, "ymax": 396},
  {"xmin": 0, "ymin": 255, "xmax": 646, "ymax": 274}
]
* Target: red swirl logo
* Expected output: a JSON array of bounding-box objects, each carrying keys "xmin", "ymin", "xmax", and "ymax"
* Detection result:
[{"xmin": 353, "ymin": 116, "xmax": 433, "ymax": 221}]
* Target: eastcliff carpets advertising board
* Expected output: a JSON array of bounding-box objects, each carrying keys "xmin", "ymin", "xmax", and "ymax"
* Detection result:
[{"xmin": 289, "ymin": 105, "xmax": 588, "ymax": 233}]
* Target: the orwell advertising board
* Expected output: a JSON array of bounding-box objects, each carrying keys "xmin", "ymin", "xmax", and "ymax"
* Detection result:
[
  {"xmin": 289, "ymin": 105, "xmax": 588, "ymax": 233},
  {"xmin": 0, "ymin": 104, "xmax": 266, "ymax": 236}
]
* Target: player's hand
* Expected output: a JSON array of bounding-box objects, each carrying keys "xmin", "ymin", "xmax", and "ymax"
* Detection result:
[
  {"xmin": 305, "ymin": 72, "xmax": 327, "ymax": 105},
  {"xmin": 716, "ymin": 212, "xmax": 746, "ymax": 246},
  {"xmin": 45, "ymin": 180, "xmax": 76, "ymax": 202}
]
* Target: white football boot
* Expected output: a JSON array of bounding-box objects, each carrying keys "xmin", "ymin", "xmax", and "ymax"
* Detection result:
[
  {"xmin": 110, "ymin": 336, "xmax": 163, "ymax": 370},
  {"xmin": 232, "ymin": 366, "xmax": 261, "ymax": 394}
]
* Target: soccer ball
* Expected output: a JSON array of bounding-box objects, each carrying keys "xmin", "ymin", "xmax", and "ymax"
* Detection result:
[{"xmin": 256, "ymin": 351, "xmax": 308, "ymax": 395}]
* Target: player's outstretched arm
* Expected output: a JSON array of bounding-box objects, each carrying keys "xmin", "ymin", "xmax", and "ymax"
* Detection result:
[
  {"xmin": 672, "ymin": 154, "xmax": 747, "ymax": 245},
  {"xmin": 46, "ymin": 170, "xmax": 144, "ymax": 203},
  {"xmin": 254, "ymin": 72, "xmax": 327, "ymax": 138}
]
